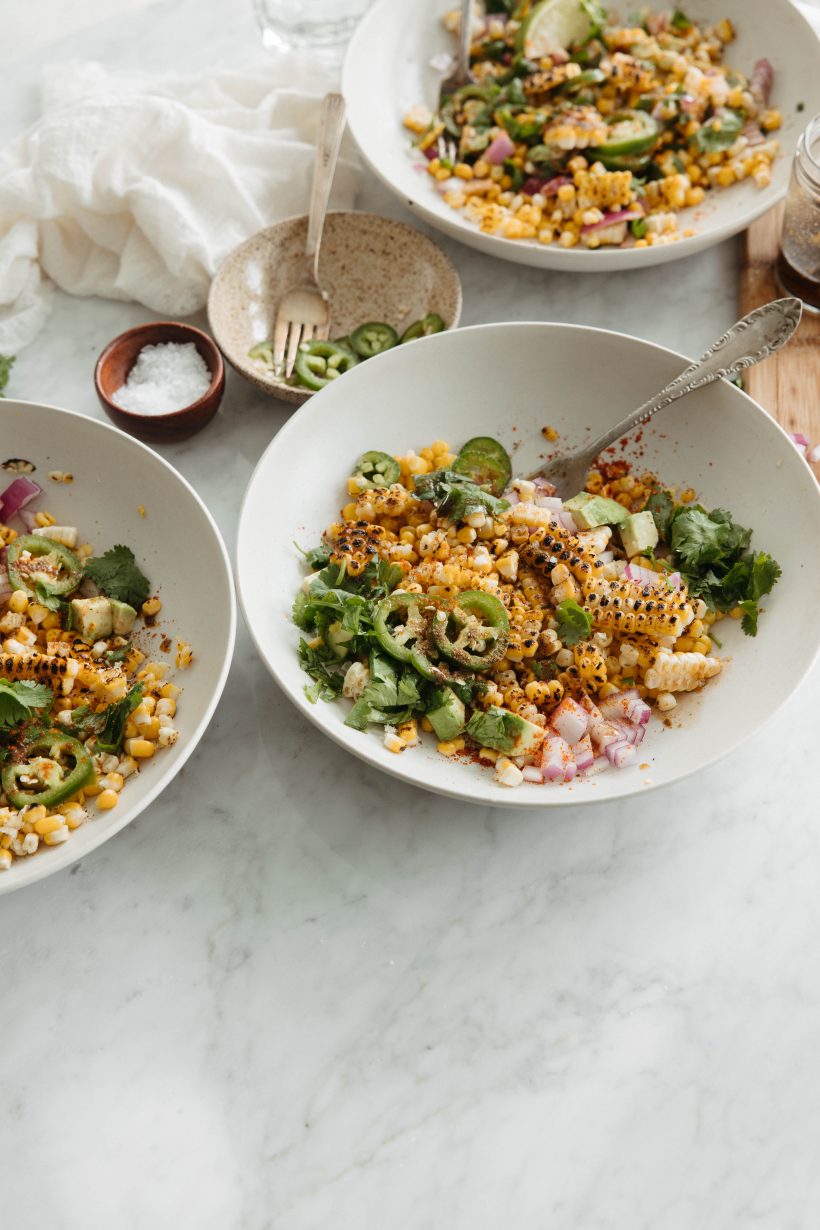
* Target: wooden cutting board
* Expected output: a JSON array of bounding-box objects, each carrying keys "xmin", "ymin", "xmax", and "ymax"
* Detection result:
[{"xmin": 740, "ymin": 202, "xmax": 819, "ymax": 471}]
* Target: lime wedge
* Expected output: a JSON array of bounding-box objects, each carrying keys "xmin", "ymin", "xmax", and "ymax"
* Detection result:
[{"xmin": 516, "ymin": 0, "xmax": 602, "ymax": 59}]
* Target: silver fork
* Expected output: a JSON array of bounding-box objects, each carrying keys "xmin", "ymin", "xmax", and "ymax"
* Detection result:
[
  {"xmin": 272, "ymin": 92, "xmax": 347, "ymax": 378},
  {"xmin": 439, "ymin": 0, "xmax": 475, "ymax": 102},
  {"xmin": 530, "ymin": 297, "xmax": 803, "ymax": 494}
]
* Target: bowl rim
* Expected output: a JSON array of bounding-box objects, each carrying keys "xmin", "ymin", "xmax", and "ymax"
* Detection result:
[
  {"xmin": 207, "ymin": 208, "xmax": 464, "ymax": 400},
  {"xmin": 236, "ymin": 319, "xmax": 820, "ymax": 809},
  {"xmin": 94, "ymin": 320, "xmax": 226, "ymax": 424},
  {"xmin": 0, "ymin": 397, "xmax": 238, "ymax": 893},
  {"xmin": 341, "ymin": 0, "xmax": 820, "ymax": 271}
]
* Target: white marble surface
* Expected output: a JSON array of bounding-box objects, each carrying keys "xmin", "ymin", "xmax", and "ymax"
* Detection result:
[{"xmin": 2, "ymin": 3, "xmax": 820, "ymax": 1228}]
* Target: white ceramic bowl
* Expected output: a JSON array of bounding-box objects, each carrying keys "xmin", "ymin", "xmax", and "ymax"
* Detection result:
[
  {"xmin": 237, "ymin": 322, "xmax": 820, "ymax": 808},
  {"xmin": 0, "ymin": 401, "xmax": 236, "ymax": 892},
  {"xmin": 342, "ymin": 0, "xmax": 820, "ymax": 271}
]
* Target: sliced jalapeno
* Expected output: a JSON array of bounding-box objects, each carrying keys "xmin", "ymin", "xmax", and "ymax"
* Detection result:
[
  {"xmin": 349, "ymin": 322, "xmax": 399, "ymax": 359},
  {"xmin": 431, "ymin": 590, "xmax": 509, "ymax": 672},
  {"xmin": 293, "ymin": 340, "xmax": 359, "ymax": 391},
  {"xmin": 451, "ymin": 436, "xmax": 512, "ymax": 498},
  {"xmin": 352, "ymin": 450, "xmax": 401, "ymax": 489},
  {"xmin": 1, "ymin": 730, "xmax": 94, "ymax": 810},
  {"xmin": 374, "ymin": 591, "xmax": 440, "ymax": 679},
  {"xmin": 7, "ymin": 534, "xmax": 83, "ymax": 598},
  {"xmin": 589, "ymin": 110, "xmax": 660, "ymax": 160},
  {"xmin": 399, "ymin": 314, "xmax": 446, "ymax": 343}
]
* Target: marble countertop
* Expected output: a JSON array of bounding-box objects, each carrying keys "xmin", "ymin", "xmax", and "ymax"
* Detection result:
[{"xmin": 3, "ymin": 3, "xmax": 820, "ymax": 1228}]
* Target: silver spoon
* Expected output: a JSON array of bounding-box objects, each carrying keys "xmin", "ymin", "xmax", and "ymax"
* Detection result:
[
  {"xmin": 532, "ymin": 296, "xmax": 803, "ymax": 494},
  {"xmin": 439, "ymin": 0, "xmax": 475, "ymax": 102}
]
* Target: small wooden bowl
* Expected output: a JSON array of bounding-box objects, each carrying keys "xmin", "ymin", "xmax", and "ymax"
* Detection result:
[
  {"xmin": 94, "ymin": 321, "xmax": 225, "ymax": 441},
  {"xmin": 207, "ymin": 211, "xmax": 462, "ymax": 405}
]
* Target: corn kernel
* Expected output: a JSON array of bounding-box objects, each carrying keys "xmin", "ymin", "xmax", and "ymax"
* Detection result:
[
  {"xmin": 124, "ymin": 738, "xmax": 155, "ymax": 759},
  {"xmin": 97, "ymin": 790, "xmax": 119, "ymax": 810},
  {"xmin": 437, "ymin": 738, "xmax": 465, "ymax": 757},
  {"xmin": 8, "ymin": 590, "xmax": 29, "ymax": 614},
  {"xmin": 33, "ymin": 814, "xmax": 63, "ymax": 836},
  {"xmin": 43, "ymin": 826, "xmax": 70, "ymax": 846}
]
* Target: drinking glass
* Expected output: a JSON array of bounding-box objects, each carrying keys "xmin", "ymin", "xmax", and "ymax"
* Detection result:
[
  {"xmin": 777, "ymin": 113, "xmax": 820, "ymax": 312},
  {"xmin": 254, "ymin": 0, "xmax": 373, "ymax": 54}
]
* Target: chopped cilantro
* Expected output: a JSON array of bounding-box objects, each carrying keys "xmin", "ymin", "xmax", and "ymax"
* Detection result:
[
  {"xmin": 555, "ymin": 599, "xmax": 593, "ymax": 647},
  {"xmin": 411, "ymin": 469, "xmax": 510, "ymax": 523},
  {"xmin": 671, "ymin": 8, "xmax": 692, "ymax": 30},
  {"xmin": 84, "ymin": 545, "xmax": 150, "ymax": 608},
  {"xmin": 0, "ymin": 679, "xmax": 53, "ymax": 730}
]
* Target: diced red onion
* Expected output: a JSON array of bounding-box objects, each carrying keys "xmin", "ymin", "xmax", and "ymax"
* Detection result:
[
  {"xmin": 750, "ymin": 58, "xmax": 774, "ymax": 105},
  {"xmin": 667, "ymin": 571, "xmax": 682, "ymax": 591},
  {"xmin": 0, "ymin": 476, "xmax": 41, "ymax": 522},
  {"xmin": 624, "ymin": 561, "xmax": 661, "ymax": 587},
  {"xmin": 532, "ymin": 476, "xmax": 557, "ymax": 495},
  {"xmin": 522, "ymin": 765, "xmax": 544, "ymax": 784},
  {"xmin": 555, "ymin": 511, "xmax": 578, "ymax": 532},
  {"xmin": 790, "ymin": 431, "xmax": 810, "ymax": 450},
  {"xmin": 505, "ymin": 489, "xmax": 520, "ymax": 505},
  {"xmin": 0, "ymin": 566, "xmax": 11, "ymax": 603},
  {"xmin": 580, "ymin": 694, "xmax": 604, "ymax": 724},
  {"xmin": 421, "ymin": 146, "xmax": 438, "ymax": 163},
  {"xmin": 600, "ymin": 689, "xmax": 650, "ymax": 727},
  {"xmin": 550, "ymin": 697, "xmax": 588, "ymax": 746},
  {"xmin": 19, "ymin": 510, "xmax": 37, "ymax": 532},
  {"xmin": 485, "ymin": 131, "xmax": 515, "ymax": 165},
  {"xmin": 433, "ymin": 176, "xmax": 461, "ymax": 196},
  {"xmin": 605, "ymin": 740, "xmax": 638, "ymax": 769},
  {"xmin": 581, "ymin": 208, "xmax": 643, "ymax": 235},
  {"xmin": 551, "ymin": 48, "xmax": 569, "ymax": 64},
  {"xmin": 571, "ymin": 733, "xmax": 595, "ymax": 771},
  {"xmin": 741, "ymin": 121, "xmax": 766, "ymax": 146},
  {"xmin": 522, "ymin": 174, "xmax": 571, "ymax": 198},
  {"xmin": 679, "ymin": 93, "xmax": 700, "ymax": 114},
  {"xmin": 540, "ymin": 734, "xmax": 577, "ymax": 782},
  {"xmin": 538, "ymin": 496, "xmax": 564, "ymax": 511},
  {"xmin": 607, "ymin": 718, "xmax": 646, "ymax": 746},
  {"xmin": 590, "ymin": 720, "xmax": 620, "ymax": 751}
]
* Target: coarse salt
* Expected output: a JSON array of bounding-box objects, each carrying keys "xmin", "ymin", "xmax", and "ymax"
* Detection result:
[{"xmin": 112, "ymin": 342, "xmax": 211, "ymax": 415}]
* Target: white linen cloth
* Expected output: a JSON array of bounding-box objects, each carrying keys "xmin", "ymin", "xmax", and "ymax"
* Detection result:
[{"xmin": 0, "ymin": 60, "xmax": 359, "ymax": 352}]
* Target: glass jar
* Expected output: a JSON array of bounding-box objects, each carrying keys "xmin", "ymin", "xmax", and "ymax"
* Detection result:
[{"xmin": 777, "ymin": 114, "xmax": 820, "ymax": 311}]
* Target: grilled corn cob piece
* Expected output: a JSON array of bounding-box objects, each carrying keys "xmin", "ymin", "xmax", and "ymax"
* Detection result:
[
  {"xmin": 519, "ymin": 525, "xmax": 606, "ymax": 588},
  {"xmin": 574, "ymin": 169, "xmax": 634, "ymax": 211},
  {"xmin": 523, "ymin": 64, "xmax": 579, "ymax": 103},
  {"xmin": 325, "ymin": 521, "xmax": 394, "ymax": 576},
  {"xmin": 354, "ymin": 485, "xmax": 412, "ymax": 521},
  {"xmin": 0, "ymin": 652, "xmax": 80, "ymax": 680},
  {"xmin": 644, "ymin": 651, "xmax": 721, "ymax": 692},
  {"xmin": 581, "ymin": 577, "xmax": 694, "ymax": 640},
  {"xmin": 542, "ymin": 106, "xmax": 608, "ymax": 151}
]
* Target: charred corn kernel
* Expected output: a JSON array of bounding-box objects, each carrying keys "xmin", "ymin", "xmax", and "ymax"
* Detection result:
[
  {"xmin": 34, "ymin": 511, "xmax": 56, "ymax": 527},
  {"xmin": 96, "ymin": 790, "xmax": 119, "ymax": 810},
  {"xmin": 160, "ymin": 682, "xmax": 181, "ymax": 701},
  {"xmin": 420, "ymin": 716, "xmax": 433, "ymax": 733},
  {"xmin": 689, "ymin": 619, "xmax": 704, "ymax": 639},
  {"xmin": 124, "ymin": 738, "xmax": 155, "ymax": 759},
  {"xmin": 124, "ymin": 719, "xmax": 139, "ymax": 740},
  {"xmin": 118, "ymin": 756, "xmax": 139, "ymax": 779},
  {"xmin": 656, "ymin": 692, "xmax": 677, "ymax": 711},
  {"xmin": 437, "ymin": 738, "xmax": 465, "ymax": 757},
  {"xmin": 680, "ymin": 487, "xmax": 696, "ymax": 504},
  {"xmin": 43, "ymin": 826, "xmax": 70, "ymax": 846},
  {"xmin": 645, "ymin": 651, "xmax": 722, "ymax": 692},
  {"xmin": 134, "ymin": 717, "xmax": 160, "ymax": 739},
  {"xmin": 156, "ymin": 698, "xmax": 176, "ymax": 718},
  {"xmin": 598, "ymin": 681, "xmax": 621, "ymax": 699},
  {"xmin": 141, "ymin": 597, "xmax": 162, "ymax": 617},
  {"xmin": 478, "ymin": 747, "xmax": 498, "ymax": 762},
  {"xmin": 524, "ymin": 679, "xmax": 563, "ymax": 706},
  {"xmin": 41, "ymin": 613, "xmax": 62, "ymax": 630},
  {"xmin": 0, "ymin": 849, "xmax": 11, "ymax": 870},
  {"xmin": 675, "ymin": 636, "xmax": 696, "ymax": 653},
  {"xmin": 550, "ymin": 563, "xmax": 570, "ymax": 585},
  {"xmin": 519, "ymin": 523, "xmax": 605, "ymax": 587},
  {"xmin": 693, "ymin": 637, "xmax": 712, "ymax": 655},
  {"xmin": 761, "ymin": 109, "xmax": 781, "ymax": 132},
  {"xmin": 342, "ymin": 501, "xmax": 357, "ymax": 520},
  {"xmin": 8, "ymin": 590, "xmax": 28, "ymax": 614},
  {"xmin": 176, "ymin": 642, "xmax": 193, "ymax": 669},
  {"xmin": 685, "ymin": 186, "xmax": 706, "ymax": 206}
]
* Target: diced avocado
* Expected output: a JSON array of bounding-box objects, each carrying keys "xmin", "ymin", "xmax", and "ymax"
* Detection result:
[
  {"xmin": 70, "ymin": 597, "xmax": 113, "ymax": 642},
  {"xmin": 564, "ymin": 491, "xmax": 629, "ymax": 529},
  {"xmin": 620, "ymin": 510, "xmax": 659, "ymax": 559},
  {"xmin": 109, "ymin": 599, "xmax": 137, "ymax": 636},
  {"xmin": 427, "ymin": 687, "xmax": 466, "ymax": 741},
  {"xmin": 465, "ymin": 705, "xmax": 545, "ymax": 756},
  {"xmin": 325, "ymin": 620, "xmax": 353, "ymax": 660}
]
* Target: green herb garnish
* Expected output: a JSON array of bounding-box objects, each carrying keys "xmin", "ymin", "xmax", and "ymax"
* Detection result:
[
  {"xmin": 0, "ymin": 680, "xmax": 53, "ymax": 730},
  {"xmin": 411, "ymin": 469, "xmax": 510, "ymax": 523},
  {"xmin": 555, "ymin": 599, "xmax": 593, "ymax": 647},
  {"xmin": 84, "ymin": 545, "xmax": 150, "ymax": 608}
]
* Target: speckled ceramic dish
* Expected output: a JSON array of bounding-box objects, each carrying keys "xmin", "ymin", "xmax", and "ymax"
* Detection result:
[{"xmin": 207, "ymin": 211, "xmax": 462, "ymax": 405}]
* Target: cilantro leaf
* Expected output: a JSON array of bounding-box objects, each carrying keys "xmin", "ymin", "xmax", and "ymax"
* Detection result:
[
  {"xmin": 0, "ymin": 679, "xmax": 53, "ymax": 729},
  {"xmin": 411, "ymin": 469, "xmax": 509, "ymax": 523},
  {"xmin": 0, "ymin": 354, "xmax": 14, "ymax": 398},
  {"xmin": 738, "ymin": 599, "xmax": 760, "ymax": 637},
  {"xmin": 644, "ymin": 489, "xmax": 675, "ymax": 539},
  {"xmin": 298, "ymin": 639, "xmax": 345, "ymax": 703},
  {"xmin": 96, "ymin": 685, "xmax": 143, "ymax": 754},
  {"xmin": 555, "ymin": 599, "xmax": 593, "ymax": 647},
  {"xmin": 84, "ymin": 545, "xmax": 150, "ymax": 608},
  {"xmin": 671, "ymin": 8, "xmax": 692, "ymax": 30}
]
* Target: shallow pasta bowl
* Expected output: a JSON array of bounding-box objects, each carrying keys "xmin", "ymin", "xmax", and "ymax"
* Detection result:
[
  {"xmin": 0, "ymin": 401, "xmax": 236, "ymax": 892},
  {"xmin": 237, "ymin": 322, "xmax": 820, "ymax": 808},
  {"xmin": 342, "ymin": 0, "xmax": 820, "ymax": 271}
]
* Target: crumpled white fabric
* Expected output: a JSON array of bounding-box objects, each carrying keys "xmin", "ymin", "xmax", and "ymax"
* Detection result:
[{"xmin": 0, "ymin": 59, "xmax": 360, "ymax": 352}]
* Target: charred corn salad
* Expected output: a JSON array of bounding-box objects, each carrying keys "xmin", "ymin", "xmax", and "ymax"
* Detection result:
[
  {"xmin": 0, "ymin": 470, "xmax": 187, "ymax": 871},
  {"xmin": 294, "ymin": 436, "xmax": 780, "ymax": 787},
  {"xmin": 405, "ymin": 1, "xmax": 780, "ymax": 249}
]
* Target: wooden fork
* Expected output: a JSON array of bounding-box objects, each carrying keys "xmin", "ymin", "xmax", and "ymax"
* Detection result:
[{"xmin": 272, "ymin": 92, "xmax": 347, "ymax": 378}]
